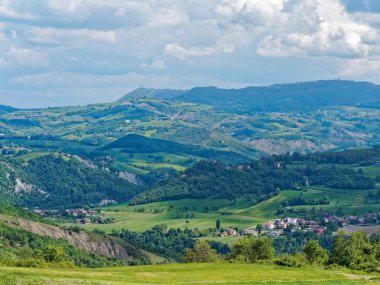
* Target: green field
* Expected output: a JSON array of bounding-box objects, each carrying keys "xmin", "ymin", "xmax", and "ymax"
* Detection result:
[
  {"xmin": 239, "ymin": 186, "xmax": 380, "ymax": 217},
  {"xmin": 0, "ymin": 263, "xmax": 378, "ymax": 285},
  {"xmin": 61, "ymin": 187, "xmax": 376, "ymax": 238},
  {"xmin": 68, "ymin": 181, "xmax": 380, "ymax": 234},
  {"xmin": 74, "ymin": 199, "xmax": 266, "ymax": 233}
]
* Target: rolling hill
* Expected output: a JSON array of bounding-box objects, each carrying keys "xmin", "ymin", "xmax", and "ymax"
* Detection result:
[
  {"xmin": 0, "ymin": 80, "xmax": 378, "ymax": 191},
  {"xmin": 0, "ymin": 154, "xmax": 140, "ymax": 209},
  {"xmin": 120, "ymin": 80, "xmax": 380, "ymax": 113},
  {"xmin": 0, "ymin": 105, "xmax": 18, "ymax": 115},
  {"xmin": 118, "ymin": 88, "xmax": 186, "ymax": 101},
  {"xmin": 130, "ymin": 148, "xmax": 379, "ymax": 205},
  {"xmin": 101, "ymin": 134, "xmax": 248, "ymax": 164}
]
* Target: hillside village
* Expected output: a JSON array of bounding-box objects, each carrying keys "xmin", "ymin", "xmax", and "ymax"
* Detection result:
[{"xmin": 220, "ymin": 212, "xmax": 380, "ymax": 238}]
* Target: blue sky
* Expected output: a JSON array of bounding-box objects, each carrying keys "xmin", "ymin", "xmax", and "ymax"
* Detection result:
[{"xmin": 1, "ymin": 0, "xmax": 380, "ymax": 108}]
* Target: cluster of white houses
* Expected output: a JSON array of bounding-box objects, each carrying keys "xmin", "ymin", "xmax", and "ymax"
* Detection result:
[
  {"xmin": 220, "ymin": 212, "xmax": 380, "ymax": 239},
  {"xmin": 64, "ymin": 208, "xmax": 99, "ymax": 224},
  {"xmin": 263, "ymin": 217, "xmax": 327, "ymax": 235},
  {"xmin": 220, "ymin": 218, "xmax": 326, "ymax": 238},
  {"xmin": 220, "ymin": 217, "xmax": 328, "ymax": 238}
]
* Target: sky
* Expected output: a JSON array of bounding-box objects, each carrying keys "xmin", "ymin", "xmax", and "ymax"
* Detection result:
[{"xmin": 1, "ymin": 0, "xmax": 380, "ymax": 108}]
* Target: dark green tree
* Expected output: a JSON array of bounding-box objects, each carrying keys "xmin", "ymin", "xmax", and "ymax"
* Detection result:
[{"xmin": 216, "ymin": 219, "xmax": 221, "ymax": 231}]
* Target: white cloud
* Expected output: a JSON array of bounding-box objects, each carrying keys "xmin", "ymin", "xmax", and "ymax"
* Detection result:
[
  {"xmin": 27, "ymin": 27, "xmax": 118, "ymax": 45},
  {"xmin": 140, "ymin": 59, "xmax": 166, "ymax": 71},
  {"xmin": 46, "ymin": 0, "xmax": 84, "ymax": 14},
  {"xmin": 254, "ymin": 0, "xmax": 376, "ymax": 58},
  {"xmin": 164, "ymin": 42, "xmax": 234, "ymax": 60},
  {"xmin": 3, "ymin": 46, "xmax": 49, "ymax": 67},
  {"xmin": 215, "ymin": 0, "xmax": 287, "ymax": 26},
  {"xmin": 1, "ymin": 0, "xmax": 380, "ymax": 107},
  {"xmin": 339, "ymin": 57, "xmax": 380, "ymax": 82},
  {"xmin": 0, "ymin": 0, "xmax": 38, "ymax": 20}
]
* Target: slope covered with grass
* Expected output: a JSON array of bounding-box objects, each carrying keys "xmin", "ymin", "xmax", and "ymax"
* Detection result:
[{"xmin": 0, "ymin": 263, "xmax": 377, "ymax": 285}]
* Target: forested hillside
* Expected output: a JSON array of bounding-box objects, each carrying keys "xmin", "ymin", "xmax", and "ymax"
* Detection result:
[
  {"xmin": 0, "ymin": 155, "xmax": 140, "ymax": 209},
  {"xmin": 131, "ymin": 148, "xmax": 379, "ymax": 205},
  {"xmin": 119, "ymin": 81, "xmax": 380, "ymax": 113},
  {"xmin": 0, "ymin": 105, "xmax": 18, "ymax": 115},
  {"xmin": 102, "ymin": 134, "xmax": 248, "ymax": 164},
  {"xmin": 175, "ymin": 80, "xmax": 380, "ymax": 113}
]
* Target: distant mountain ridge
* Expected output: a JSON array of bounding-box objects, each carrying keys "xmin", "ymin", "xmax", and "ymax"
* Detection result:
[
  {"xmin": 119, "ymin": 80, "xmax": 380, "ymax": 112},
  {"xmin": 0, "ymin": 105, "xmax": 18, "ymax": 115},
  {"xmin": 118, "ymin": 88, "xmax": 186, "ymax": 101}
]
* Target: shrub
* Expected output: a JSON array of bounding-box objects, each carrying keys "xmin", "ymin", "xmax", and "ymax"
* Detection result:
[{"xmin": 275, "ymin": 253, "xmax": 305, "ymax": 268}]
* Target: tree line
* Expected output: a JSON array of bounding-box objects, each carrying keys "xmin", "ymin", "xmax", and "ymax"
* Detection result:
[{"xmin": 182, "ymin": 230, "xmax": 380, "ymax": 272}]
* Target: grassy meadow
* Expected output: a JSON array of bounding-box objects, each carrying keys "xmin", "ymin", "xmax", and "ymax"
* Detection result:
[
  {"xmin": 75, "ymin": 198, "xmax": 267, "ymax": 233},
  {"xmin": 71, "ymin": 175, "xmax": 380, "ymax": 235},
  {"xmin": 0, "ymin": 263, "xmax": 378, "ymax": 285}
]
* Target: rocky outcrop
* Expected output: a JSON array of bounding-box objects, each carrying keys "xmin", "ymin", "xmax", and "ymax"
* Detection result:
[
  {"xmin": 118, "ymin": 171, "xmax": 142, "ymax": 185},
  {"xmin": 247, "ymin": 138, "xmax": 335, "ymax": 155},
  {"xmin": 14, "ymin": 178, "xmax": 48, "ymax": 197},
  {"xmin": 3, "ymin": 217, "xmax": 132, "ymax": 261}
]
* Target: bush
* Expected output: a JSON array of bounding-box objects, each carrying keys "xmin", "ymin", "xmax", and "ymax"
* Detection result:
[{"xmin": 275, "ymin": 253, "xmax": 305, "ymax": 268}]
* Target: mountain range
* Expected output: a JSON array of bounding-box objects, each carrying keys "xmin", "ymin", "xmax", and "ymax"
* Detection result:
[{"xmin": 119, "ymin": 80, "xmax": 380, "ymax": 112}]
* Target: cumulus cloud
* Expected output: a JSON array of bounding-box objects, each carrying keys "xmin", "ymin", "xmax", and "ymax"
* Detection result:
[
  {"xmin": 27, "ymin": 27, "xmax": 118, "ymax": 45},
  {"xmin": 6, "ymin": 46, "xmax": 49, "ymax": 66},
  {"xmin": 164, "ymin": 42, "xmax": 235, "ymax": 60},
  {"xmin": 339, "ymin": 57, "xmax": 380, "ymax": 82},
  {"xmin": 0, "ymin": 0, "xmax": 380, "ymax": 107},
  {"xmin": 0, "ymin": 0, "xmax": 38, "ymax": 20}
]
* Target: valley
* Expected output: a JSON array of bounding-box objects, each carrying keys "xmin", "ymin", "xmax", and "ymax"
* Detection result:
[
  {"xmin": 4, "ymin": 1, "xmax": 380, "ymax": 283},
  {"xmin": 1, "ymin": 81, "xmax": 380, "ymax": 284},
  {"xmin": 1, "ymin": 81, "xmax": 379, "ymax": 177}
]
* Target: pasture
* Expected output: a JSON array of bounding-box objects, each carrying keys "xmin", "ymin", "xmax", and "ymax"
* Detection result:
[{"xmin": 0, "ymin": 263, "xmax": 378, "ymax": 285}]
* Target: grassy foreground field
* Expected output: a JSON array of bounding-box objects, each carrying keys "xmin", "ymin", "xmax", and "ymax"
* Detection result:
[{"xmin": 0, "ymin": 263, "xmax": 378, "ymax": 285}]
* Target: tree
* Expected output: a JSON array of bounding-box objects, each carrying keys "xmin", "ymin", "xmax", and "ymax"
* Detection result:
[
  {"xmin": 42, "ymin": 245, "xmax": 66, "ymax": 263},
  {"xmin": 182, "ymin": 240, "xmax": 220, "ymax": 263},
  {"xmin": 345, "ymin": 232, "xmax": 374, "ymax": 269},
  {"xmin": 228, "ymin": 236, "xmax": 274, "ymax": 263},
  {"xmin": 255, "ymin": 224, "xmax": 263, "ymax": 236},
  {"xmin": 303, "ymin": 240, "xmax": 328, "ymax": 265},
  {"xmin": 216, "ymin": 219, "xmax": 221, "ymax": 231}
]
